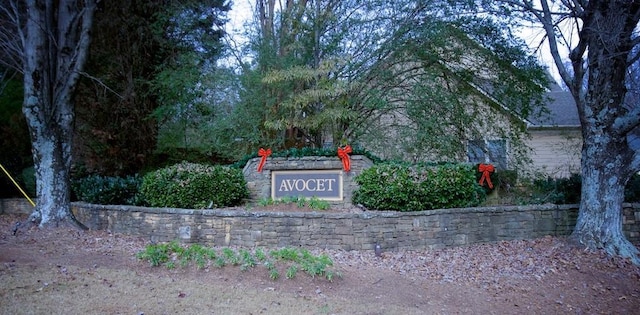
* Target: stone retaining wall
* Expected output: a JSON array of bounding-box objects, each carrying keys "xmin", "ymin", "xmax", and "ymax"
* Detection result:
[
  {"xmin": 3, "ymin": 199, "xmax": 639, "ymax": 251},
  {"xmin": 0, "ymin": 198, "xmax": 35, "ymax": 215},
  {"xmin": 71, "ymin": 203, "xmax": 640, "ymax": 251}
]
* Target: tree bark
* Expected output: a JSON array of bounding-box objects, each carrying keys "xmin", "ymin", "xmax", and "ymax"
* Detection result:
[
  {"xmin": 571, "ymin": 141, "xmax": 639, "ymax": 264},
  {"xmin": 21, "ymin": 0, "xmax": 96, "ymax": 228},
  {"xmin": 567, "ymin": 0, "xmax": 640, "ymax": 264},
  {"xmin": 524, "ymin": 0, "xmax": 640, "ymax": 264},
  {"xmin": 25, "ymin": 121, "xmax": 74, "ymax": 227}
]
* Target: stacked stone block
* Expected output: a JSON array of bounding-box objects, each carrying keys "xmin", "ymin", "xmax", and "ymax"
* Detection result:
[{"xmin": 67, "ymin": 202, "xmax": 640, "ymax": 251}]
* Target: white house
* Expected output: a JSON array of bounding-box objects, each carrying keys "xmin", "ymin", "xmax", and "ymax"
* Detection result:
[{"xmin": 525, "ymin": 83, "xmax": 581, "ymax": 178}]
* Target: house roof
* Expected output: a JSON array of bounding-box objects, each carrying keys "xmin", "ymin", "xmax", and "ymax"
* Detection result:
[{"xmin": 529, "ymin": 82, "xmax": 581, "ymax": 127}]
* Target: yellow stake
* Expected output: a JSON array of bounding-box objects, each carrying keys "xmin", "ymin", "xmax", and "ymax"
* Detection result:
[{"xmin": 0, "ymin": 163, "xmax": 36, "ymax": 207}]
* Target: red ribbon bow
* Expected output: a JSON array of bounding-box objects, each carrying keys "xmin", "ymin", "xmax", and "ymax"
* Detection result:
[
  {"xmin": 257, "ymin": 148, "xmax": 272, "ymax": 172},
  {"xmin": 337, "ymin": 145, "xmax": 352, "ymax": 172},
  {"xmin": 478, "ymin": 163, "xmax": 495, "ymax": 189}
]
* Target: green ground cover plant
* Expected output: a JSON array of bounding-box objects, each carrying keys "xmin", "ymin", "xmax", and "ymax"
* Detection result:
[
  {"xmin": 136, "ymin": 242, "xmax": 340, "ymax": 281},
  {"xmin": 257, "ymin": 196, "xmax": 330, "ymax": 210}
]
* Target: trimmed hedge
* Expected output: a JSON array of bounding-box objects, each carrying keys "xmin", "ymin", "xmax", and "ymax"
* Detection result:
[
  {"xmin": 72, "ymin": 174, "xmax": 142, "ymax": 205},
  {"xmin": 531, "ymin": 172, "xmax": 640, "ymax": 204},
  {"xmin": 140, "ymin": 161, "xmax": 248, "ymax": 209},
  {"xmin": 352, "ymin": 163, "xmax": 485, "ymax": 211}
]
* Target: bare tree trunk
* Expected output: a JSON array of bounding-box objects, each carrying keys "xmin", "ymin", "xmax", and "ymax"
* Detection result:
[
  {"xmin": 21, "ymin": 0, "xmax": 96, "ymax": 227},
  {"xmin": 567, "ymin": 0, "xmax": 640, "ymax": 264},
  {"xmin": 571, "ymin": 142, "xmax": 639, "ymax": 264},
  {"xmin": 24, "ymin": 120, "xmax": 74, "ymax": 226},
  {"xmin": 523, "ymin": 0, "xmax": 640, "ymax": 264},
  {"xmin": 257, "ymin": 0, "xmax": 275, "ymax": 39}
]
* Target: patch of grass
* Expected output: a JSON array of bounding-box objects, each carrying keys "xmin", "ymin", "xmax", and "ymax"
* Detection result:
[
  {"xmin": 222, "ymin": 247, "xmax": 240, "ymax": 265},
  {"xmin": 318, "ymin": 304, "xmax": 332, "ymax": 314},
  {"xmin": 254, "ymin": 248, "xmax": 267, "ymax": 261},
  {"xmin": 256, "ymin": 196, "xmax": 331, "ymax": 211},
  {"xmin": 270, "ymin": 247, "xmax": 300, "ymax": 261},
  {"xmin": 296, "ymin": 197, "xmax": 307, "ymax": 208},
  {"xmin": 286, "ymin": 265, "xmax": 298, "ymax": 279},
  {"xmin": 136, "ymin": 242, "xmax": 171, "ymax": 267},
  {"xmin": 239, "ymin": 249, "xmax": 257, "ymax": 271},
  {"xmin": 269, "ymin": 268, "xmax": 280, "ymax": 280},
  {"xmin": 136, "ymin": 243, "xmax": 341, "ymax": 281},
  {"xmin": 214, "ymin": 256, "xmax": 226, "ymax": 268},
  {"xmin": 258, "ymin": 197, "xmax": 276, "ymax": 207},
  {"xmin": 307, "ymin": 196, "xmax": 330, "ymax": 210},
  {"xmin": 269, "ymin": 247, "xmax": 338, "ymax": 280}
]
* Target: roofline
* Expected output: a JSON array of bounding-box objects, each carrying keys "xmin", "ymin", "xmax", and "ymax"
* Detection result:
[
  {"xmin": 466, "ymin": 80, "xmax": 536, "ymax": 126},
  {"xmin": 527, "ymin": 125, "xmax": 581, "ymax": 130},
  {"xmin": 438, "ymin": 61, "xmax": 535, "ymax": 126}
]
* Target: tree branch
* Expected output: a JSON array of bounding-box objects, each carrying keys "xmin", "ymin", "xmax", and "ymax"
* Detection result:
[
  {"xmin": 538, "ymin": 0, "xmax": 583, "ymax": 91},
  {"xmin": 628, "ymin": 36, "xmax": 640, "ymax": 66},
  {"xmin": 630, "ymin": 129, "xmax": 640, "ymax": 172},
  {"xmin": 0, "ymin": 68, "xmax": 17, "ymax": 95},
  {"xmin": 77, "ymin": 71, "xmax": 123, "ymax": 100},
  {"xmin": 0, "ymin": 0, "xmax": 25, "ymax": 72},
  {"xmin": 613, "ymin": 107, "xmax": 640, "ymax": 136}
]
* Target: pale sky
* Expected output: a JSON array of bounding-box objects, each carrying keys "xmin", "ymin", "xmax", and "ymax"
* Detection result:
[
  {"xmin": 517, "ymin": 25, "xmax": 566, "ymax": 86},
  {"xmin": 227, "ymin": 0, "xmax": 252, "ymax": 37}
]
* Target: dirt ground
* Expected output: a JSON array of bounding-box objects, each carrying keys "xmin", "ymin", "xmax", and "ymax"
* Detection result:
[{"xmin": 1, "ymin": 213, "xmax": 640, "ymax": 315}]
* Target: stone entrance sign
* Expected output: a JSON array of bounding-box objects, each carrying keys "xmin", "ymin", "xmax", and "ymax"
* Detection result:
[
  {"xmin": 272, "ymin": 170, "xmax": 342, "ymax": 200},
  {"xmin": 242, "ymin": 155, "xmax": 373, "ymax": 207}
]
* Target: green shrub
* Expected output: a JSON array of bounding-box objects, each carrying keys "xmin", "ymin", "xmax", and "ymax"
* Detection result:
[
  {"xmin": 474, "ymin": 165, "xmax": 518, "ymax": 194},
  {"xmin": 352, "ymin": 163, "xmax": 485, "ymax": 211},
  {"xmin": 625, "ymin": 173, "xmax": 640, "ymax": 202},
  {"xmin": 493, "ymin": 170, "xmax": 518, "ymax": 192},
  {"xmin": 21, "ymin": 166, "xmax": 36, "ymax": 197},
  {"xmin": 528, "ymin": 172, "xmax": 640, "ymax": 204},
  {"xmin": 140, "ymin": 161, "xmax": 248, "ymax": 209},
  {"xmin": 72, "ymin": 174, "xmax": 142, "ymax": 205},
  {"xmin": 531, "ymin": 173, "xmax": 582, "ymax": 204}
]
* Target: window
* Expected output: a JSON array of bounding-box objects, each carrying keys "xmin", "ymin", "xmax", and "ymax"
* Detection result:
[{"xmin": 467, "ymin": 139, "xmax": 507, "ymax": 169}]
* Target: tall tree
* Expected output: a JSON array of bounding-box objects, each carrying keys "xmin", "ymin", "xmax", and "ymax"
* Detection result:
[
  {"xmin": 224, "ymin": 0, "xmax": 360, "ymax": 151},
  {"xmin": 339, "ymin": 4, "xmax": 548, "ymax": 163},
  {"xmin": 75, "ymin": 0, "xmax": 231, "ymax": 174},
  {"xmin": 0, "ymin": 69, "xmax": 32, "ymax": 198},
  {"xmin": 151, "ymin": 0, "xmax": 231, "ymax": 159},
  {"xmin": 0, "ymin": 0, "xmax": 98, "ymax": 226},
  {"xmin": 480, "ymin": 0, "xmax": 640, "ymax": 263},
  {"xmin": 231, "ymin": 0, "xmax": 547, "ymax": 162},
  {"xmin": 74, "ymin": 1, "xmax": 163, "ymax": 175}
]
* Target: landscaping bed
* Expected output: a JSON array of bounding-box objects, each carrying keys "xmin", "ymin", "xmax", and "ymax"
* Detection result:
[{"xmin": 1, "ymin": 213, "xmax": 639, "ymax": 314}]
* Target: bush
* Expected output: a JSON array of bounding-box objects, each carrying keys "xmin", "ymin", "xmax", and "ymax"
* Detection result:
[
  {"xmin": 531, "ymin": 173, "xmax": 581, "ymax": 204},
  {"xmin": 21, "ymin": 166, "xmax": 36, "ymax": 197},
  {"xmin": 529, "ymin": 172, "xmax": 640, "ymax": 204},
  {"xmin": 72, "ymin": 174, "xmax": 142, "ymax": 205},
  {"xmin": 352, "ymin": 163, "xmax": 485, "ymax": 211},
  {"xmin": 625, "ymin": 173, "xmax": 640, "ymax": 202},
  {"xmin": 140, "ymin": 161, "xmax": 248, "ymax": 209},
  {"xmin": 474, "ymin": 166, "xmax": 518, "ymax": 194}
]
